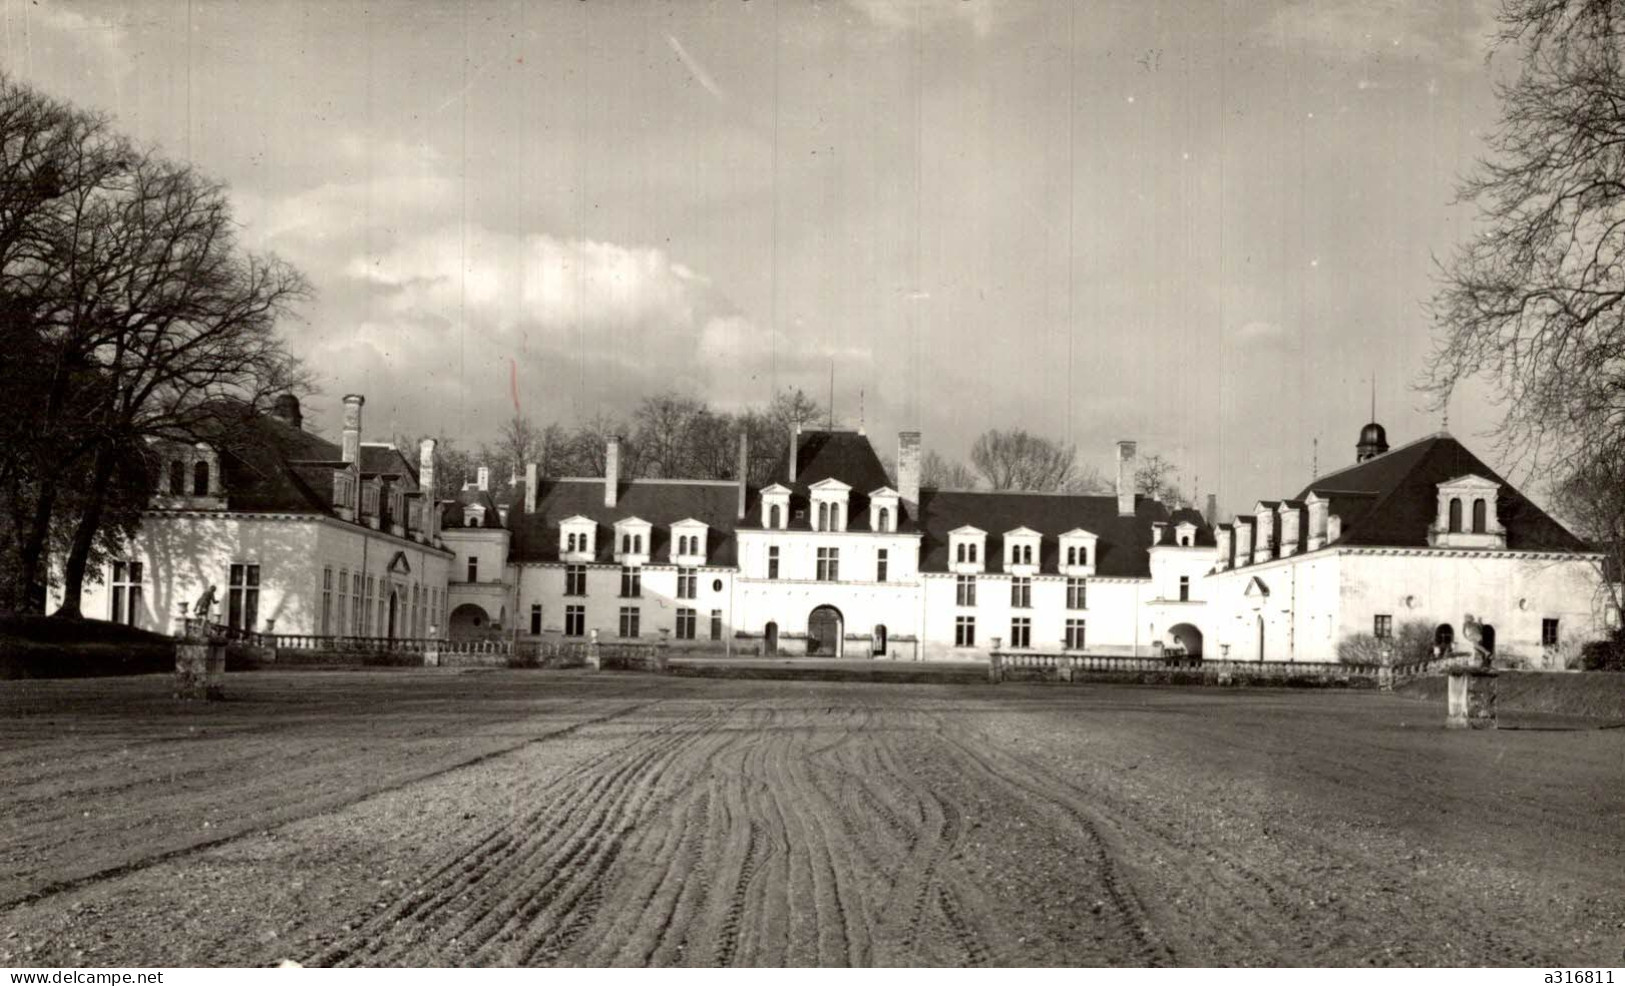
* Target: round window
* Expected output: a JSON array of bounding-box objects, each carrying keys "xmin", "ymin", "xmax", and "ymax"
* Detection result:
[{"xmin": 712, "ymin": 578, "xmax": 723, "ymax": 592}]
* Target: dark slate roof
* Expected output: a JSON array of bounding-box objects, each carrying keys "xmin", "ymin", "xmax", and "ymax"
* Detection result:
[
  {"xmin": 510, "ymin": 478, "xmax": 743, "ymax": 564},
  {"xmin": 443, "ymin": 488, "xmax": 507, "ymax": 529},
  {"xmin": 746, "ymin": 429, "xmax": 912, "ymax": 533},
  {"xmin": 1295, "ymin": 433, "xmax": 1587, "ymax": 552},
  {"xmin": 359, "ymin": 443, "xmax": 419, "ymax": 483},
  {"xmin": 916, "ymin": 489, "xmax": 1210, "ymax": 577}
]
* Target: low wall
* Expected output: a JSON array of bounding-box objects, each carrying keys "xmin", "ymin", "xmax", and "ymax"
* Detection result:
[{"xmin": 1397, "ymin": 670, "xmax": 1625, "ymax": 720}]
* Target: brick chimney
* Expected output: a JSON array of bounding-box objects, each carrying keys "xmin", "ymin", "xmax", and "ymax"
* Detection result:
[
  {"xmin": 341, "ymin": 394, "xmax": 364, "ymax": 464},
  {"xmin": 525, "ymin": 462, "xmax": 538, "ymax": 514},
  {"xmin": 476, "ymin": 466, "xmax": 489, "ymax": 492},
  {"xmin": 736, "ymin": 430, "xmax": 749, "ymax": 521},
  {"xmin": 605, "ymin": 436, "xmax": 621, "ymax": 508},
  {"xmin": 1116, "ymin": 440, "xmax": 1137, "ymax": 517},
  {"xmin": 897, "ymin": 431, "xmax": 921, "ymax": 508},
  {"xmin": 1205, "ymin": 493, "xmax": 1218, "ymax": 527}
]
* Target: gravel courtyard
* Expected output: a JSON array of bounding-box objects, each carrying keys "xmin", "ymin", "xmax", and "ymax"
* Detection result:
[{"xmin": 1, "ymin": 670, "xmax": 1621, "ymax": 967}]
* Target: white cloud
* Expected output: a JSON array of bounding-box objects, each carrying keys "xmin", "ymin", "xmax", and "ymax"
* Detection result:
[{"xmin": 1257, "ymin": 0, "xmax": 1497, "ymax": 69}]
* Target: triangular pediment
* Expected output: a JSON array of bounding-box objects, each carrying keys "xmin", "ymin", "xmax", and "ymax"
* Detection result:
[
  {"xmin": 949, "ymin": 525, "xmax": 986, "ymax": 537},
  {"xmin": 671, "ymin": 517, "xmax": 709, "ymax": 529},
  {"xmin": 1060, "ymin": 527, "xmax": 1098, "ymax": 540},
  {"xmin": 869, "ymin": 486, "xmax": 900, "ymax": 499},
  {"xmin": 1004, "ymin": 526, "xmax": 1041, "ymax": 539},
  {"xmin": 760, "ymin": 483, "xmax": 792, "ymax": 496},
  {"xmin": 808, "ymin": 477, "xmax": 852, "ymax": 492},
  {"xmin": 613, "ymin": 515, "xmax": 651, "ymax": 529},
  {"xmin": 1244, "ymin": 575, "xmax": 1270, "ymax": 598},
  {"xmin": 560, "ymin": 514, "xmax": 594, "ymax": 527},
  {"xmin": 387, "ymin": 551, "xmax": 412, "ymax": 575},
  {"xmin": 1439, "ymin": 473, "xmax": 1500, "ymax": 490}
]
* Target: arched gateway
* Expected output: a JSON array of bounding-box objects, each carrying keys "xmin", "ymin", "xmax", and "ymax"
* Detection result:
[{"xmin": 807, "ymin": 605, "xmax": 844, "ymax": 658}]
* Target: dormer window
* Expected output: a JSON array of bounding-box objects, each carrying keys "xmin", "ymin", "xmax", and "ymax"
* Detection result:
[
  {"xmin": 1004, "ymin": 528, "xmax": 1041, "ymax": 574},
  {"xmin": 1059, "ymin": 528, "xmax": 1099, "ymax": 576},
  {"xmin": 465, "ymin": 505, "xmax": 485, "ymax": 527},
  {"xmin": 1175, "ymin": 522, "xmax": 1197, "ymax": 548},
  {"xmin": 671, "ymin": 519, "xmax": 710, "ymax": 565},
  {"xmin": 949, "ymin": 526, "xmax": 987, "ymax": 574},
  {"xmin": 560, "ymin": 515, "xmax": 596, "ymax": 561},
  {"xmin": 1430, "ymin": 475, "xmax": 1505, "ymax": 549},
  {"xmin": 869, "ymin": 487, "xmax": 901, "ymax": 533},
  {"xmin": 613, "ymin": 517, "xmax": 652, "ymax": 564},
  {"xmin": 760, "ymin": 484, "xmax": 792, "ymax": 530},
  {"xmin": 809, "ymin": 478, "xmax": 852, "ymax": 533},
  {"xmin": 192, "ymin": 460, "xmax": 211, "ymax": 496}
]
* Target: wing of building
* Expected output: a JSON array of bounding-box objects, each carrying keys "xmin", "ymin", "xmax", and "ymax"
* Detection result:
[{"xmin": 61, "ymin": 398, "xmax": 1612, "ymax": 666}]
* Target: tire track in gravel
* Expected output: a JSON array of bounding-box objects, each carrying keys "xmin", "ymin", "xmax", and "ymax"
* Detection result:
[{"xmin": 309, "ymin": 703, "xmax": 714, "ymax": 966}]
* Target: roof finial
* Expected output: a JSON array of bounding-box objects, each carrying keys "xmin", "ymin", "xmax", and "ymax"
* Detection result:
[
  {"xmin": 858, "ymin": 388, "xmax": 865, "ymax": 435},
  {"xmin": 1370, "ymin": 373, "xmax": 1376, "ymax": 423},
  {"xmin": 828, "ymin": 358, "xmax": 835, "ymax": 430},
  {"xmin": 1312, "ymin": 436, "xmax": 1319, "ymax": 478}
]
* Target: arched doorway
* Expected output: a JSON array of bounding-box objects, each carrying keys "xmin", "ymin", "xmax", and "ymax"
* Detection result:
[
  {"xmin": 1434, "ymin": 623, "xmax": 1455, "ymax": 657},
  {"xmin": 387, "ymin": 590, "xmax": 399, "ymax": 640},
  {"xmin": 872, "ymin": 624, "xmax": 887, "ymax": 656},
  {"xmin": 807, "ymin": 606, "xmax": 843, "ymax": 657},
  {"xmin": 1479, "ymin": 624, "xmax": 1496, "ymax": 657},
  {"xmin": 764, "ymin": 621, "xmax": 779, "ymax": 657},
  {"xmin": 448, "ymin": 602, "xmax": 491, "ymax": 641},
  {"xmin": 1167, "ymin": 623, "xmax": 1203, "ymax": 658}
]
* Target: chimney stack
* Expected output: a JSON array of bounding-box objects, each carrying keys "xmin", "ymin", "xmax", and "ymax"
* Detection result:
[
  {"xmin": 341, "ymin": 394, "xmax": 364, "ymax": 464},
  {"xmin": 1205, "ymin": 493, "xmax": 1218, "ymax": 527},
  {"xmin": 418, "ymin": 438, "xmax": 437, "ymax": 531},
  {"xmin": 1116, "ymin": 440, "xmax": 1138, "ymax": 517},
  {"xmin": 897, "ymin": 431, "xmax": 921, "ymax": 508},
  {"xmin": 525, "ymin": 462, "xmax": 538, "ymax": 514},
  {"xmin": 476, "ymin": 466, "xmax": 489, "ymax": 492},
  {"xmin": 605, "ymin": 436, "xmax": 621, "ymax": 508},
  {"xmin": 788, "ymin": 425, "xmax": 800, "ymax": 484},
  {"xmin": 736, "ymin": 430, "xmax": 749, "ymax": 520}
]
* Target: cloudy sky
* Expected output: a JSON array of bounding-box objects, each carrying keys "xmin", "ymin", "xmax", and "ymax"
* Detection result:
[{"xmin": 5, "ymin": 0, "xmax": 1509, "ymax": 511}]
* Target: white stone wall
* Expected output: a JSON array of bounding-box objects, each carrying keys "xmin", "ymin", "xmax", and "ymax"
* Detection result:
[
  {"xmin": 59, "ymin": 513, "xmax": 452, "ymax": 637},
  {"xmin": 514, "ymin": 562, "xmax": 737, "ymax": 644}
]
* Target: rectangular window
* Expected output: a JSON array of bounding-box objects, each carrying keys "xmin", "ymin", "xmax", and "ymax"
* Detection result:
[
  {"xmin": 565, "ymin": 565, "xmax": 587, "ymax": 596},
  {"xmin": 956, "ymin": 575, "xmax": 977, "ymax": 607},
  {"xmin": 767, "ymin": 546, "xmax": 780, "ymax": 580},
  {"xmin": 1065, "ymin": 618, "xmax": 1086, "ymax": 650},
  {"xmin": 227, "ymin": 563, "xmax": 260, "ymax": 632},
  {"xmin": 676, "ymin": 607, "xmax": 697, "ymax": 640},
  {"xmin": 1011, "ymin": 577, "xmax": 1031, "ymax": 608},
  {"xmin": 336, "ymin": 568, "xmax": 347, "ymax": 633},
  {"xmin": 1373, "ymin": 614, "xmax": 1393, "ymax": 639},
  {"xmin": 955, "ymin": 615, "xmax": 976, "ymax": 647},
  {"xmin": 1066, "ymin": 578, "xmax": 1087, "ymax": 610},
  {"xmin": 1542, "ymin": 618, "xmax": 1559, "ymax": 647},
  {"xmin": 353, "ymin": 575, "xmax": 363, "ymax": 635},
  {"xmin": 1178, "ymin": 575, "xmax": 1190, "ymax": 602},
  {"xmin": 467, "ymin": 555, "xmax": 478, "ymax": 583},
  {"xmin": 620, "ymin": 566, "xmax": 641, "ymax": 598},
  {"xmin": 530, "ymin": 603, "xmax": 542, "ymax": 635},
  {"xmin": 565, "ymin": 605, "xmax": 586, "ymax": 637},
  {"xmin": 1010, "ymin": 617, "xmax": 1031, "ymax": 648},
  {"xmin": 320, "ymin": 566, "xmax": 332, "ymax": 635},
  {"xmin": 710, "ymin": 609, "xmax": 723, "ymax": 641},
  {"xmin": 619, "ymin": 606, "xmax": 640, "ymax": 639},
  {"xmin": 110, "ymin": 561, "xmax": 143, "ymax": 628},
  {"xmin": 816, "ymin": 548, "xmax": 840, "ymax": 582},
  {"xmin": 677, "ymin": 568, "xmax": 697, "ymax": 599},
  {"xmin": 364, "ymin": 576, "xmax": 374, "ymax": 635},
  {"xmin": 877, "ymin": 548, "xmax": 889, "ymax": 583}
]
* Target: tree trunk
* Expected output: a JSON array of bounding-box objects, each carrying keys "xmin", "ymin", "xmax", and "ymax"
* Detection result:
[
  {"xmin": 52, "ymin": 445, "xmax": 116, "ymax": 620},
  {"xmin": 12, "ymin": 481, "xmax": 58, "ymax": 614}
]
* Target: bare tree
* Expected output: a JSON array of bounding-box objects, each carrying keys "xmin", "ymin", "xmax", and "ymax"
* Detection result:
[
  {"xmin": 1427, "ymin": 0, "xmax": 1625, "ymax": 473},
  {"xmin": 1552, "ymin": 442, "xmax": 1625, "ymax": 632},
  {"xmin": 632, "ymin": 392, "xmax": 705, "ymax": 478},
  {"xmin": 969, "ymin": 429, "xmax": 1079, "ymax": 491},
  {"xmin": 1135, "ymin": 453, "xmax": 1184, "ymax": 505},
  {"xmin": 0, "ymin": 76, "xmax": 307, "ymax": 615},
  {"xmin": 482, "ymin": 414, "xmax": 542, "ymax": 485},
  {"xmin": 920, "ymin": 449, "xmax": 980, "ymax": 490}
]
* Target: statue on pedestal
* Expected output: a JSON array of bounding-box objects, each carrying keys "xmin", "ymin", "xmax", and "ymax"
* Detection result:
[{"xmin": 194, "ymin": 584, "xmax": 218, "ymax": 624}]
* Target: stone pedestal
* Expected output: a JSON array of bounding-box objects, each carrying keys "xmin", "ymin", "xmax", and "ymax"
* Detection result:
[
  {"xmin": 586, "ymin": 628, "xmax": 601, "ymax": 671},
  {"xmin": 1056, "ymin": 660, "xmax": 1074, "ymax": 683},
  {"xmin": 1446, "ymin": 669, "xmax": 1497, "ymax": 729},
  {"xmin": 987, "ymin": 651, "xmax": 1004, "ymax": 684},
  {"xmin": 175, "ymin": 619, "xmax": 226, "ymax": 701}
]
